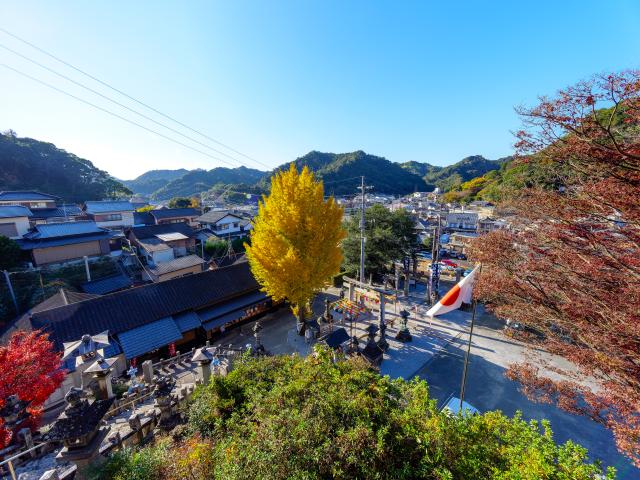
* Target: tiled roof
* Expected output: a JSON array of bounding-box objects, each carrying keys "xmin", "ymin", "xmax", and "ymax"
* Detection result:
[
  {"xmin": 30, "ymin": 262, "xmax": 260, "ymax": 349},
  {"xmin": 0, "ymin": 191, "xmax": 59, "ymax": 201},
  {"xmin": 138, "ymin": 238, "xmax": 172, "ymax": 252},
  {"xmin": 85, "ymin": 200, "xmax": 134, "ymax": 214},
  {"xmin": 173, "ymin": 311, "xmax": 202, "ymax": 333},
  {"xmin": 150, "ymin": 208, "xmax": 201, "ymax": 220},
  {"xmin": 0, "ymin": 205, "xmax": 33, "ymax": 218},
  {"xmin": 129, "ymin": 222, "xmax": 195, "ymax": 240},
  {"xmin": 81, "ymin": 273, "xmax": 133, "ymax": 295},
  {"xmin": 148, "ymin": 254, "xmax": 204, "ymax": 276},
  {"xmin": 24, "ymin": 221, "xmax": 107, "ymax": 239},
  {"xmin": 19, "ymin": 221, "xmax": 113, "ymax": 249},
  {"xmin": 30, "ymin": 205, "xmax": 83, "ymax": 220},
  {"xmin": 196, "ymin": 210, "xmax": 242, "ymax": 224},
  {"xmin": 117, "ymin": 317, "xmax": 182, "ymax": 359}
]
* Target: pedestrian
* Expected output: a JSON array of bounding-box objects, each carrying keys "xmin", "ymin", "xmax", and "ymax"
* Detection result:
[{"xmin": 305, "ymin": 327, "xmax": 312, "ymax": 345}]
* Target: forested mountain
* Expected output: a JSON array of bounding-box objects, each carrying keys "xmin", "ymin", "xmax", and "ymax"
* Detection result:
[
  {"xmin": 151, "ymin": 166, "xmax": 267, "ymax": 199},
  {"xmin": 0, "ymin": 131, "xmax": 130, "ymax": 202},
  {"xmin": 261, "ymin": 151, "xmax": 429, "ymax": 195},
  {"xmin": 122, "ymin": 169, "xmax": 189, "ymax": 195},
  {"xmin": 400, "ymin": 155, "xmax": 508, "ymax": 191}
]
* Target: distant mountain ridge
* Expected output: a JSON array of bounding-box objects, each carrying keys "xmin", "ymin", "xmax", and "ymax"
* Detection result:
[
  {"xmin": 0, "ymin": 130, "xmax": 508, "ymax": 202},
  {"xmin": 261, "ymin": 151, "xmax": 429, "ymax": 195},
  {"xmin": 151, "ymin": 166, "xmax": 267, "ymax": 200},
  {"xmin": 400, "ymin": 155, "xmax": 509, "ymax": 191},
  {"xmin": 122, "ymin": 169, "xmax": 189, "ymax": 195},
  {"xmin": 0, "ymin": 131, "xmax": 130, "ymax": 202}
]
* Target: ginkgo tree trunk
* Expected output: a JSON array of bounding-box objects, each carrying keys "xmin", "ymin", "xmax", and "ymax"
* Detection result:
[{"xmin": 245, "ymin": 164, "xmax": 345, "ymax": 335}]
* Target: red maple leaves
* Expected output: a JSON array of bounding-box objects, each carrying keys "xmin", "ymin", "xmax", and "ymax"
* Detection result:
[
  {"xmin": 0, "ymin": 330, "xmax": 65, "ymax": 448},
  {"xmin": 470, "ymin": 70, "xmax": 640, "ymax": 466}
]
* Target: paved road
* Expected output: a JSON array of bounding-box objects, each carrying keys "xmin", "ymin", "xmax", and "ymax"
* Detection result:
[{"xmin": 415, "ymin": 311, "xmax": 638, "ymax": 478}]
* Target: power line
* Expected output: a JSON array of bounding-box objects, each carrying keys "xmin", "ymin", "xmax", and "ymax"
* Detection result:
[
  {"xmin": 0, "ymin": 26, "xmax": 272, "ymax": 170},
  {"xmin": 2, "ymin": 63, "xmax": 238, "ymax": 167},
  {"xmin": 0, "ymin": 42, "xmax": 251, "ymax": 168}
]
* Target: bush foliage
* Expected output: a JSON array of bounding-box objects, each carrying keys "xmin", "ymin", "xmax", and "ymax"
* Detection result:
[{"xmin": 96, "ymin": 351, "xmax": 614, "ymax": 479}]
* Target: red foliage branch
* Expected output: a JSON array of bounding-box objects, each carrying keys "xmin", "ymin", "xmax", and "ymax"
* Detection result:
[
  {"xmin": 469, "ymin": 70, "xmax": 640, "ymax": 466},
  {"xmin": 0, "ymin": 330, "xmax": 65, "ymax": 448}
]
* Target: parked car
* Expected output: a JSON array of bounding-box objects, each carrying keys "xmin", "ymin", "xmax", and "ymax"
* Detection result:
[{"xmin": 442, "ymin": 259, "xmax": 458, "ymax": 268}]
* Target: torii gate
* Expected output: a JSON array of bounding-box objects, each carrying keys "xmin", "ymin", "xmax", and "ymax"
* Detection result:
[{"xmin": 342, "ymin": 276, "xmax": 395, "ymax": 328}]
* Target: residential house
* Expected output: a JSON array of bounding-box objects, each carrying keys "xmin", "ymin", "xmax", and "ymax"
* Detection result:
[
  {"xmin": 19, "ymin": 221, "xmax": 112, "ymax": 266},
  {"xmin": 84, "ymin": 200, "xmax": 135, "ymax": 229},
  {"xmin": 445, "ymin": 211, "xmax": 478, "ymax": 232},
  {"xmin": 145, "ymin": 254, "xmax": 205, "ymax": 282},
  {"xmin": 196, "ymin": 210, "xmax": 252, "ymax": 239},
  {"xmin": 126, "ymin": 223, "xmax": 204, "ymax": 282},
  {"xmin": 0, "ymin": 205, "xmax": 32, "ymax": 239},
  {"xmin": 127, "ymin": 223, "xmax": 197, "ymax": 261},
  {"xmin": 29, "ymin": 261, "xmax": 275, "ymax": 368},
  {"xmin": 0, "ymin": 190, "xmax": 58, "ymax": 209},
  {"xmin": 478, "ymin": 217, "xmax": 507, "ymax": 234},
  {"xmin": 30, "ymin": 204, "xmax": 84, "ymax": 225},
  {"xmin": 150, "ymin": 207, "xmax": 201, "ymax": 226}
]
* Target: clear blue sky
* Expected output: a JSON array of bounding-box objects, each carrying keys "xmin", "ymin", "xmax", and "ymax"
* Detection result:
[{"xmin": 1, "ymin": 1, "xmax": 638, "ymax": 179}]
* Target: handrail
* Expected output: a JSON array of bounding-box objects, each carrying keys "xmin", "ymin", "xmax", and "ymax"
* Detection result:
[
  {"xmin": 105, "ymin": 391, "xmax": 155, "ymax": 417},
  {"xmin": 0, "ymin": 442, "xmax": 49, "ymax": 480}
]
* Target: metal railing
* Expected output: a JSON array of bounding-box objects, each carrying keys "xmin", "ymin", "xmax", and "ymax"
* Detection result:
[{"xmin": 0, "ymin": 442, "xmax": 49, "ymax": 480}]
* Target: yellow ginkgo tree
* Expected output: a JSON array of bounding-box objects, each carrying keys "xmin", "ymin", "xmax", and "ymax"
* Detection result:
[{"xmin": 245, "ymin": 164, "xmax": 345, "ymax": 334}]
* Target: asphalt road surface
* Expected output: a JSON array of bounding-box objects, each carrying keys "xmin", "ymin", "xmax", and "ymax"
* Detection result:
[{"xmin": 415, "ymin": 311, "xmax": 638, "ymax": 478}]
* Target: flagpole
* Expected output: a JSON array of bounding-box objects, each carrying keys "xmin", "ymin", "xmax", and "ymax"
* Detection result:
[{"xmin": 459, "ymin": 263, "xmax": 482, "ymax": 412}]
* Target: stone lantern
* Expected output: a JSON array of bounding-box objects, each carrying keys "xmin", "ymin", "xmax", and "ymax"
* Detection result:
[
  {"xmin": 192, "ymin": 347, "xmax": 214, "ymax": 384},
  {"xmin": 153, "ymin": 375, "xmax": 176, "ymax": 430},
  {"xmin": 253, "ymin": 320, "xmax": 266, "ymax": 355},
  {"xmin": 84, "ymin": 357, "xmax": 117, "ymax": 400},
  {"xmin": 395, "ymin": 310, "xmax": 412, "ymax": 342},
  {"xmin": 49, "ymin": 387, "xmax": 114, "ymax": 479},
  {"xmin": 0, "ymin": 394, "xmax": 30, "ymax": 436},
  {"xmin": 361, "ymin": 324, "xmax": 384, "ymax": 366}
]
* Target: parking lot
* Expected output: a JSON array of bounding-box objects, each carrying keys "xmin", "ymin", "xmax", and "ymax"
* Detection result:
[{"xmin": 415, "ymin": 309, "xmax": 637, "ymax": 478}]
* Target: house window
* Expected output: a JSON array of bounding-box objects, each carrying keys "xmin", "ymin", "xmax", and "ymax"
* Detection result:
[
  {"xmin": 217, "ymin": 223, "xmax": 229, "ymax": 231},
  {"xmin": 0, "ymin": 223, "xmax": 18, "ymax": 237},
  {"xmin": 100, "ymin": 213, "xmax": 122, "ymax": 222},
  {"xmin": 233, "ymin": 222, "xmax": 239, "ymax": 228}
]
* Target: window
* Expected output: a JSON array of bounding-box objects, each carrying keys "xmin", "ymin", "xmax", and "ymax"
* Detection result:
[
  {"xmin": 99, "ymin": 213, "xmax": 122, "ymax": 222},
  {"xmin": 0, "ymin": 223, "xmax": 18, "ymax": 237},
  {"xmin": 216, "ymin": 223, "xmax": 229, "ymax": 231}
]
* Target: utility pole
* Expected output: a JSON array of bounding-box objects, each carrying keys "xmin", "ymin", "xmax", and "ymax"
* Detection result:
[
  {"xmin": 3, "ymin": 270, "xmax": 19, "ymax": 315},
  {"xmin": 358, "ymin": 176, "xmax": 366, "ymax": 284},
  {"xmin": 430, "ymin": 215, "xmax": 441, "ymax": 305}
]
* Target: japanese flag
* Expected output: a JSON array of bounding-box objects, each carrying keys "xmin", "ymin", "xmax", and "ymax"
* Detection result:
[{"xmin": 427, "ymin": 266, "xmax": 479, "ymax": 317}]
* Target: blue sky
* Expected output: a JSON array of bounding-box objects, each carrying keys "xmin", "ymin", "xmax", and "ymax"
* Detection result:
[{"xmin": 1, "ymin": 1, "xmax": 638, "ymax": 179}]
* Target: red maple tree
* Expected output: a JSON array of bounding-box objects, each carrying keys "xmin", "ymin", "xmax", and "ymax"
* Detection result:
[
  {"xmin": 469, "ymin": 70, "xmax": 640, "ymax": 466},
  {"xmin": 0, "ymin": 330, "xmax": 65, "ymax": 448}
]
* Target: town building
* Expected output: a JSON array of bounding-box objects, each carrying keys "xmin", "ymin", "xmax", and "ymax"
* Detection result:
[
  {"xmin": 149, "ymin": 207, "xmax": 201, "ymax": 226},
  {"xmin": 0, "ymin": 190, "xmax": 58, "ymax": 209},
  {"xmin": 29, "ymin": 261, "xmax": 274, "ymax": 368},
  {"xmin": 19, "ymin": 221, "xmax": 112, "ymax": 266},
  {"xmin": 144, "ymin": 254, "xmax": 205, "ymax": 282},
  {"xmin": 127, "ymin": 223, "xmax": 197, "ymax": 262},
  {"xmin": 445, "ymin": 211, "xmax": 479, "ymax": 232},
  {"xmin": 29, "ymin": 204, "xmax": 84, "ymax": 225},
  {"xmin": 0, "ymin": 205, "xmax": 32, "ymax": 239},
  {"xmin": 84, "ymin": 200, "xmax": 135, "ymax": 229},
  {"xmin": 196, "ymin": 210, "xmax": 252, "ymax": 238}
]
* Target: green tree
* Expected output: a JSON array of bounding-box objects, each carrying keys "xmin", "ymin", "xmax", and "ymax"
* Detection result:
[
  {"xmin": 167, "ymin": 196, "xmax": 194, "ymax": 208},
  {"xmin": 97, "ymin": 352, "xmax": 615, "ymax": 480},
  {"xmin": 0, "ymin": 236, "xmax": 21, "ymax": 270},
  {"xmin": 342, "ymin": 204, "xmax": 418, "ymax": 277},
  {"xmin": 204, "ymin": 238, "xmax": 228, "ymax": 257}
]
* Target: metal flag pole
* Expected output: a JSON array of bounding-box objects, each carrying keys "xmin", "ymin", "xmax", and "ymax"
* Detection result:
[{"xmin": 459, "ymin": 263, "xmax": 482, "ymax": 412}]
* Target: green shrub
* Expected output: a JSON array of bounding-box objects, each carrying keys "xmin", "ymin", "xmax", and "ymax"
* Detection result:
[{"xmin": 98, "ymin": 351, "xmax": 616, "ymax": 480}]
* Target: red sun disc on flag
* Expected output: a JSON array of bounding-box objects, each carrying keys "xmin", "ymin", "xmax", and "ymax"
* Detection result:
[{"xmin": 440, "ymin": 285, "xmax": 461, "ymax": 306}]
